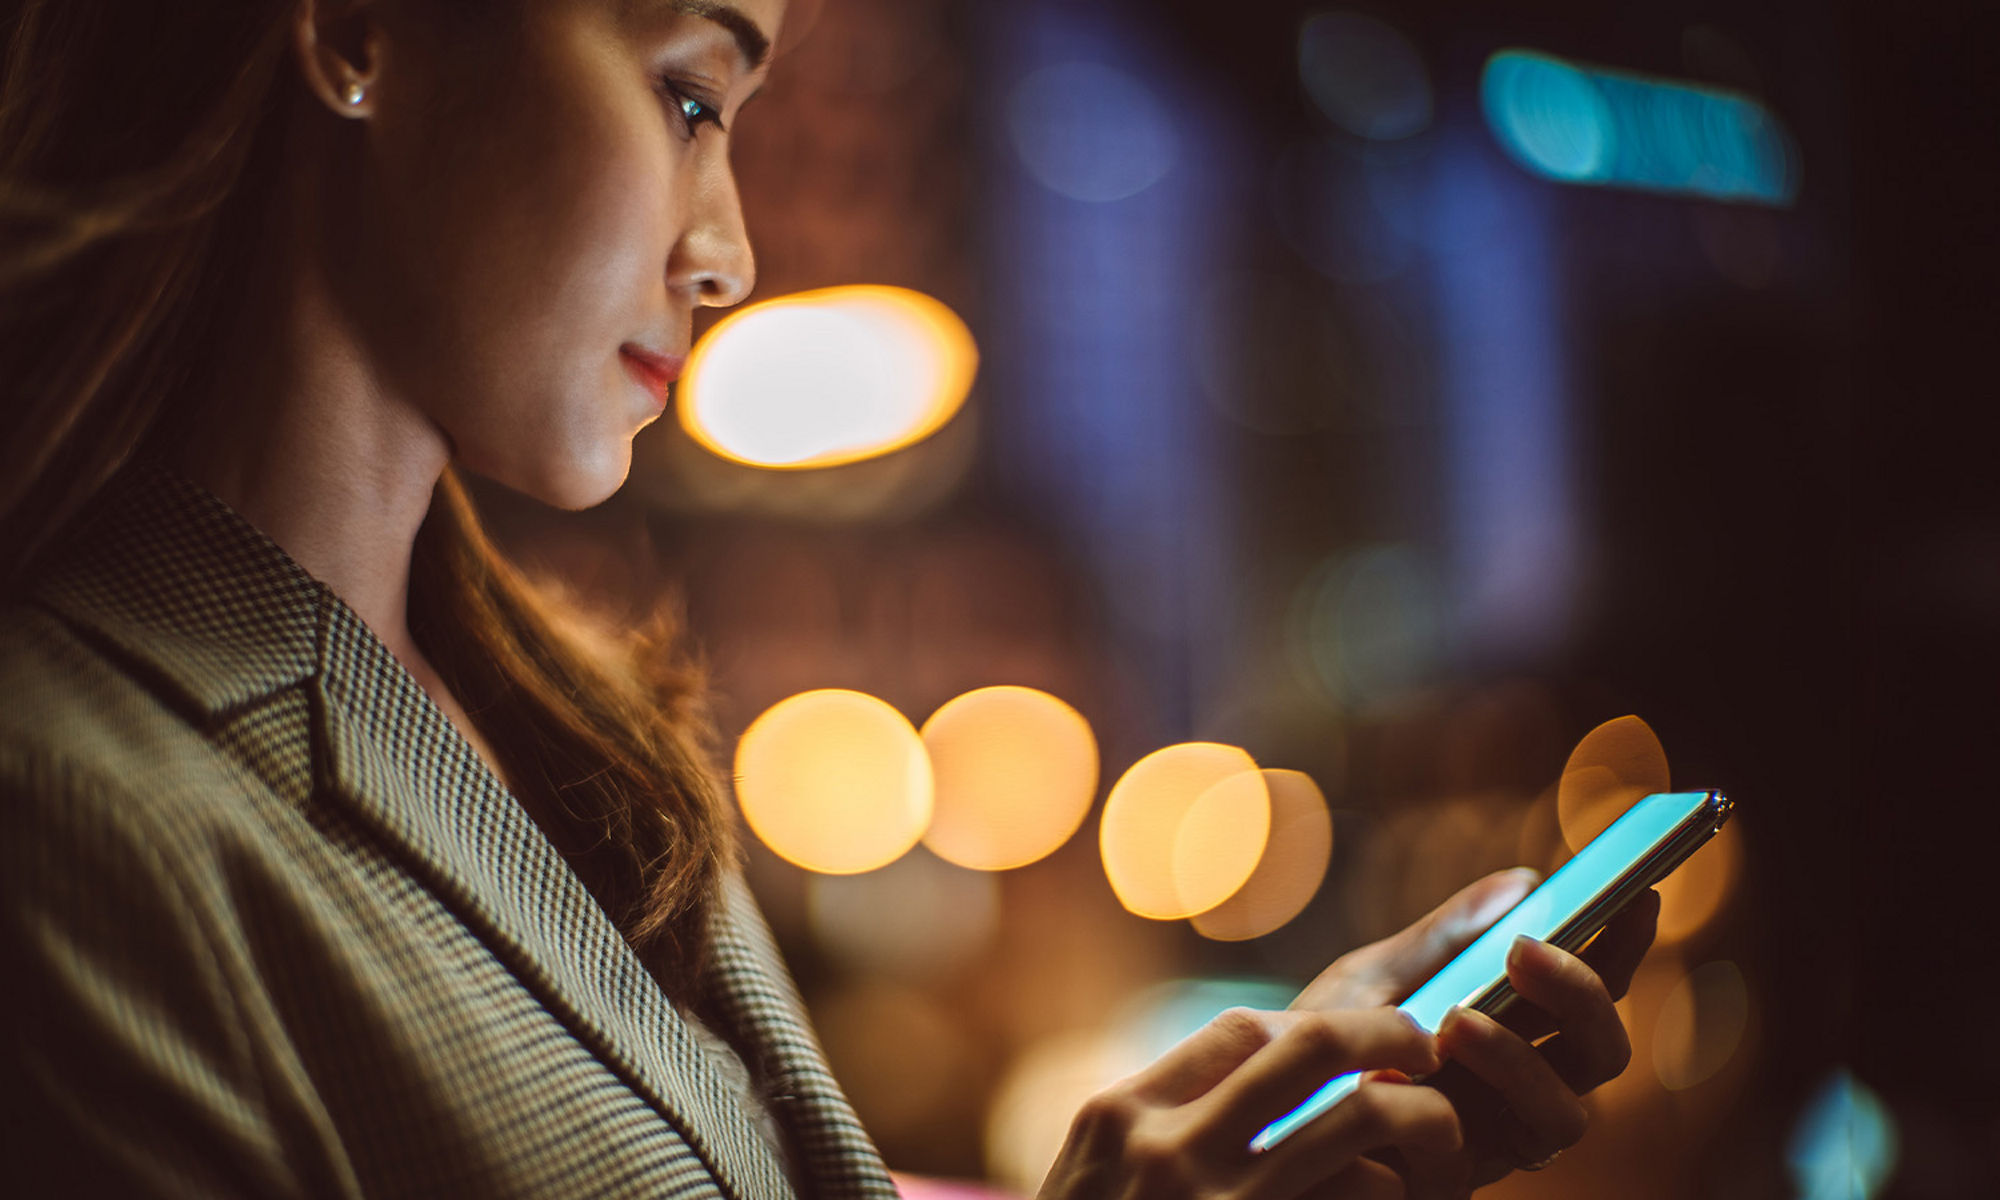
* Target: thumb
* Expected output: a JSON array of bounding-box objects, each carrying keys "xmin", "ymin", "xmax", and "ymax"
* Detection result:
[{"xmin": 1381, "ymin": 868, "xmax": 1540, "ymax": 995}]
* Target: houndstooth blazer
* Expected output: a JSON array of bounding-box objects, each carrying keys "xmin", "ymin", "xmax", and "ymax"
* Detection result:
[{"xmin": 0, "ymin": 465, "xmax": 900, "ymax": 1200}]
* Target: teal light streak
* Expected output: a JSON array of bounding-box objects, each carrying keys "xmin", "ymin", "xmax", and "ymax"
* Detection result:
[{"xmin": 1481, "ymin": 49, "xmax": 1799, "ymax": 205}]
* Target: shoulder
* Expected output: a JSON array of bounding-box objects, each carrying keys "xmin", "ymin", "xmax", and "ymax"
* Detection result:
[{"xmin": 0, "ymin": 598, "xmax": 281, "ymax": 858}]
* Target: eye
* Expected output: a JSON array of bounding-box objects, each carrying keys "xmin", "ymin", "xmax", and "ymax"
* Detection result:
[{"xmin": 657, "ymin": 79, "xmax": 726, "ymax": 137}]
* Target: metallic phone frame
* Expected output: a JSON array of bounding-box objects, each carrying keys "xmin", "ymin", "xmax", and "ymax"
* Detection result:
[{"xmin": 1458, "ymin": 789, "xmax": 1735, "ymax": 1022}]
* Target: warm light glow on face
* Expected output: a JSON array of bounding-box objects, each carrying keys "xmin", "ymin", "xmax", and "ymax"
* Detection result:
[
  {"xmin": 1557, "ymin": 714, "xmax": 1671, "ymax": 850},
  {"xmin": 1191, "ymin": 770, "xmax": 1333, "ymax": 941},
  {"xmin": 733, "ymin": 689, "xmax": 934, "ymax": 874},
  {"xmin": 919, "ymin": 686, "xmax": 1099, "ymax": 871},
  {"xmin": 678, "ymin": 285, "xmax": 979, "ymax": 469},
  {"xmin": 1099, "ymin": 743, "xmax": 1271, "ymax": 920}
]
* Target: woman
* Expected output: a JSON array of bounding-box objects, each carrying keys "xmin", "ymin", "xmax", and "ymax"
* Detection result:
[{"xmin": 0, "ymin": 0, "xmax": 1657, "ymax": 1196}]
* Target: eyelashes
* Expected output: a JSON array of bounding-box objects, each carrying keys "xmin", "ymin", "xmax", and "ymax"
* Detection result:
[{"xmin": 657, "ymin": 79, "xmax": 727, "ymax": 138}]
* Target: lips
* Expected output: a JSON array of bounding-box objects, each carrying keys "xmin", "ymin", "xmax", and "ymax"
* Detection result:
[{"xmin": 620, "ymin": 344, "xmax": 686, "ymax": 409}]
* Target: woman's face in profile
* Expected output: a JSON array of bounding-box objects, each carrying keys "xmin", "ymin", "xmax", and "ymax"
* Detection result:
[{"xmin": 348, "ymin": 0, "xmax": 784, "ymax": 508}]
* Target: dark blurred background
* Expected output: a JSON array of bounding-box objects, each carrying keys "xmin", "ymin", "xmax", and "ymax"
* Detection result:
[{"xmin": 473, "ymin": 0, "xmax": 1998, "ymax": 1194}]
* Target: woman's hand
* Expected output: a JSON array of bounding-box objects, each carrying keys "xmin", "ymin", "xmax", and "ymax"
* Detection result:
[
  {"xmin": 1039, "ymin": 1007, "xmax": 1469, "ymax": 1200},
  {"xmin": 1293, "ymin": 869, "xmax": 1661, "ymax": 1186}
]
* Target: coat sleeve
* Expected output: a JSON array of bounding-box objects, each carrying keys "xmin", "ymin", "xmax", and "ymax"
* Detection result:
[{"xmin": 0, "ymin": 745, "xmax": 357, "ymax": 1199}]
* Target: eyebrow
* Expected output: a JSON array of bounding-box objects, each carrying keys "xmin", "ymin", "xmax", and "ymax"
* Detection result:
[{"xmin": 658, "ymin": 0, "xmax": 772, "ymax": 69}]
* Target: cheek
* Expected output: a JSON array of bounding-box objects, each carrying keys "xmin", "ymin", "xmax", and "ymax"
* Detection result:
[
  {"xmin": 379, "ymin": 43, "xmax": 678, "ymax": 361},
  {"xmin": 349, "ymin": 27, "xmax": 683, "ymax": 504}
]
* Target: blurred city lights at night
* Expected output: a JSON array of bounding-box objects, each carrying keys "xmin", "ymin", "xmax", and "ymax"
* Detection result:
[
  {"xmin": 1296, "ymin": 11, "xmax": 1433, "ymax": 141},
  {"xmin": 985, "ymin": 1028, "xmax": 1145, "ymax": 1198},
  {"xmin": 1549, "ymin": 715, "xmax": 1737, "ymax": 943},
  {"xmin": 1788, "ymin": 1070, "xmax": 1900, "ymax": 1200},
  {"xmin": 1556, "ymin": 714, "xmax": 1671, "ymax": 850},
  {"xmin": 1006, "ymin": 61, "xmax": 1179, "ymax": 203},
  {"xmin": 678, "ymin": 285, "xmax": 978, "ymax": 469},
  {"xmin": 807, "ymin": 846, "xmax": 1001, "ymax": 978},
  {"xmin": 1099, "ymin": 743, "xmax": 1271, "ymax": 920},
  {"xmin": 1481, "ymin": 49, "xmax": 1800, "ymax": 205},
  {"xmin": 1120, "ymin": 977, "xmax": 1301, "ymax": 1061},
  {"xmin": 1653, "ymin": 959, "xmax": 1751, "ymax": 1091},
  {"xmin": 733, "ymin": 689, "xmax": 934, "ymax": 874},
  {"xmin": 919, "ymin": 686, "xmax": 1100, "ymax": 871},
  {"xmin": 985, "ymin": 976, "xmax": 1298, "ymax": 1196},
  {"xmin": 1291, "ymin": 544, "xmax": 1448, "ymax": 708},
  {"xmin": 1191, "ymin": 769, "xmax": 1334, "ymax": 941},
  {"xmin": 1654, "ymin": 820, "xmax": 1742, "ymax": 944}
]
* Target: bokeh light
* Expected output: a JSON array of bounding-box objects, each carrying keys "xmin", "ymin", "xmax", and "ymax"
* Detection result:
[
  {"xmin": 1290, "ymin": 544, "xmax": 1448, "ymax": 709},
  {"xmin": 984, "ymin": 1027, "xmax": 1146, "ymax": 1198},
  {"xmin": 1481, "ymin": 51, "xmax": 1614, "ymax": 182},
  {"xmin": 734, "ymin": 689, "xmax": 933, "ymax": 874},
  {"xmin": 1556, "ymin": 714, "xmax": 1671, "ymax": 850},
  {"xmin": 1269, "ymin": 139, "xmax": 1419, "ymax": 284},
  {"xmin": 1006, "ymin": 61, "xmax": 1179, "ymax": 203},
  {"xmin": 1482, "ymin": 49, "xmax": 1800, "ymax": 205},
  {"xmin": 920, "ymin": 686, "xmax": 1099, "ymax": 871},
  {"xmin": 1118, "ymin": 976, "xmax": 1300, "ymax": 1062},
  {"xmin": 985, "ymin": 977, "xmax": 1299, "ymax": 1197},
  {"xmin": 807, "ymin": 845, "xmax": 1001, "ymax": 978},
  {"xmin": 1787, "ymin": 1069, "xmax": 1900, "ymax": 1200},
  {"xmin": 1654, "ymin": 818, "xmax": 1742, "ymax": 944},
  {"xmin": 679, "ymin": 285, "xmax": 978, "ymax": 469},
  {"xmin": 1296, "ymin": 12, "xmax": 1433, "ymax": 141},
  {"xmin": 1653, "ymin": 959, "xmax": 1750, "ymax": 1090},
  {"xmin": 1100, "ymin": 743, "xmax": 1271, "ymax": 920},
  {"xmin": 1191, "ymin": 770, "xmax": 1334, "ymax": 941}
]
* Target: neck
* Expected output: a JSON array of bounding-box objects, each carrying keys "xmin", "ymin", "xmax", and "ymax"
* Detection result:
[{"xmin": 169, "ymin": 240, "xmax": 450, "ymax": 670}]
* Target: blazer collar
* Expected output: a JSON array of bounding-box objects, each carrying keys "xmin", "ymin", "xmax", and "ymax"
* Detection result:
[
  {"xmin": 33, "ymin": 464, "xmax": 811, "ymax": 1200},
  {"xmin": 34, "ymin": 463, "xmax": 321, "ymax": 718}
]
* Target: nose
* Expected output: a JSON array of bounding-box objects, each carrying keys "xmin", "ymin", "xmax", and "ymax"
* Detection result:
[{"xmin": 667, "ymin": 154, "xmax": 756, "ymax": 310}]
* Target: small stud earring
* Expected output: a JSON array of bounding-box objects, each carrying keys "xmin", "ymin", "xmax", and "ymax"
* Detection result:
[{"xmin": 342, "ymin": 80, "xmax": 365, "ymax": 107}]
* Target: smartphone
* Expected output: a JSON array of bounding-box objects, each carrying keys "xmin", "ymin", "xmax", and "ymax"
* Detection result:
[{"xmin": 1249, "ymin": 789, "xmax": 1736, "ymax": 1153}]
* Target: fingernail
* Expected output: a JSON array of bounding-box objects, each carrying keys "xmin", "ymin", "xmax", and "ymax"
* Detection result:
[{"xmin": 1508, "ymin": 933, "xmax": 1545, "ymax": 970}]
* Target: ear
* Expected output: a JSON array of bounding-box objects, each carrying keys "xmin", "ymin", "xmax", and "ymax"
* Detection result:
[{"xmin": 292, "ymin": 0, "xmax": 387, "ymax": 118}]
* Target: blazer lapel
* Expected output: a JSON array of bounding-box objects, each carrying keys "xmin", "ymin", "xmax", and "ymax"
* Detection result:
[
  {"xmin": 312, "ymin": 592, "xmax": 799, "ymax": 1200},
  {"xmin": 38, "ymin": 464, "xmax": 803, "ymax": 1200},
  {"xmin": 704, "ymin": 874, "xmax": 901, "ymax": 1200}
]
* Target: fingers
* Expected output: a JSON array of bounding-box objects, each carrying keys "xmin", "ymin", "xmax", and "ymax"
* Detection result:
[
  {"xmin": 1130, "ymin": 1006, "xmax": 1291, "ymax": 1105},
  {"xmin": 1248, "ymin": 1081, "xmax": 1463, "ymax": 1200},
  {"xmin": 1438, "ymin": 1006, "xmax": 1587, "ymax": 1163},
  {"xmin": 1386, "ymin": 869, "xmax": 1541, "ymax": 999},
  {"xmin": 1581, "ymin": 888, "xmax": 1660, "ymax": 1002},
  {"xmin": 1191, "ymin": 1009, "xmax": 1440, "ymax": 1151},
  {"xmin": 1293, "ymin": 1157, "xmax": 1407, "ymax": 1200},
  {"xmin": 1299, "ymin": 869, "xmax": 1540, "ymax": 1012},
  {"xmin": 1504, "ymin": 936, "xmax": 1631, "ymax": 1093}
]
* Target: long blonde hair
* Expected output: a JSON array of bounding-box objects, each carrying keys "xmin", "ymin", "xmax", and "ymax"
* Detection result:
[{"xmin": 0, "ymin": 0, "xmax": 738, "ymax": 990}]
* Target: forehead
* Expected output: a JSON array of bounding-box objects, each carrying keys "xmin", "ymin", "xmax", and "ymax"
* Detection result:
[{"xmin": 622, "ymin": 0, "xmax": 788, "ymax": 68}]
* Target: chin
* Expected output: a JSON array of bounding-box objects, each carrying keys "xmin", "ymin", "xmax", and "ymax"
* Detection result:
[{"xmin": 465, "ymin": 442, "xmax": 633, "ymax": 512}]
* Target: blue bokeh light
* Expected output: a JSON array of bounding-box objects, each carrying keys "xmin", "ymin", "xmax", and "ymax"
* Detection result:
[
  {"xmin": 1787, "ymin": 1069, "xmax": 1899, "ymax": 1200},
  {"xmin": 1481, "ymin": 49, "xmax": 1799, "ymax": 205},
  {"xmin": 1006, "ymin": 60, "xmax": 1179, "ymax": 203},
  {"xmin": 1481, "ymin": 52, "xmax": 1613, "ymax": 182},
  {"xmin": 1296, "ymin": 12, "xmax": 1433, "ymax": 142}
]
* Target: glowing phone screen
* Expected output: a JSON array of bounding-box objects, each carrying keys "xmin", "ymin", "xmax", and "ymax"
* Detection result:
[{"xmin": 1249, "ymin": 790, "xmax": 1715, "ymax": 1153}]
